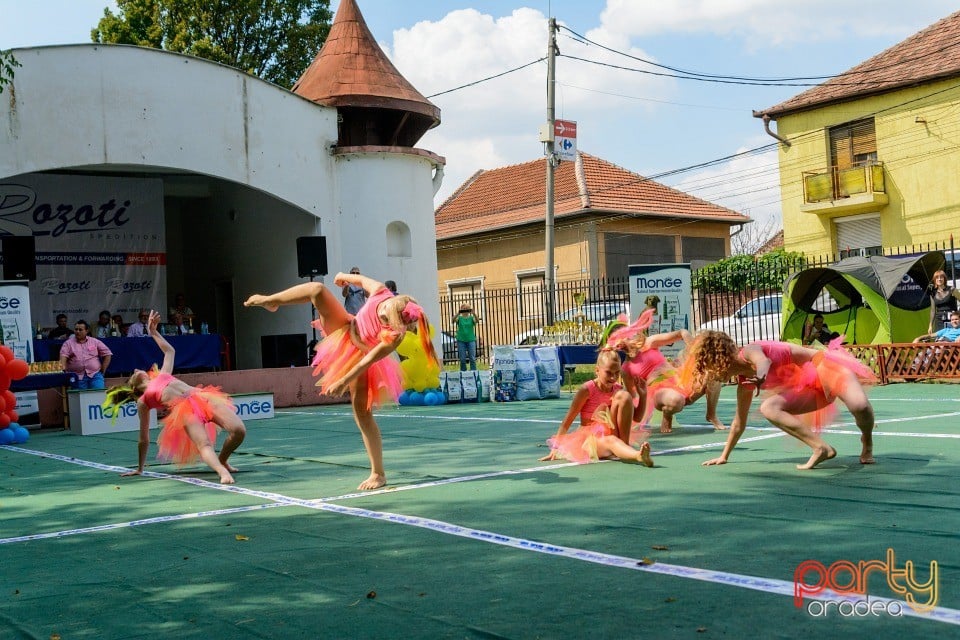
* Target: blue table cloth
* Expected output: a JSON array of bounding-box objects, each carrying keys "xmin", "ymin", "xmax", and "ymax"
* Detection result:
[
  {"xmin": 11, "ymin": 372, "xmax": 78, "ymax": 392},
  {"xmin": 33, "ymin": 334, "xmax": 221, "ymax": 375}
]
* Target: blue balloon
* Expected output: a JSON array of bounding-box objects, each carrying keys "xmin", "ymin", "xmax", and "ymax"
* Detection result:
[
  {"xmin": 12, "ymin": 426, "xmax": 28, "ymax": 444},
  {"xmin": 424, "ymin": 391, "xmax": 439, "ymax": 406},
  {"xmin": 0, "ymin": 429, "xmax": 14, "ymax": 445},
  {"xmin": 408, "ymin": 391, "xmax": 424, "ymax": 406},
  {"xmin": 398, "ymin": 390, "xmax": 411, "ymax": 405}
]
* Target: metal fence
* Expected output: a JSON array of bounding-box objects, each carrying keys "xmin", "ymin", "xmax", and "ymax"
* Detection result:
[{"xmin": 438, "ymin": 238, "xmax": 958, "ymax": 366}]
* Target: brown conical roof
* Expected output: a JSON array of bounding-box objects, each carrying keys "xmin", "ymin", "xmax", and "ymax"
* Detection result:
[{"xmin": 292, "ymin": 0, "xmax": 440, "ymax": 145}]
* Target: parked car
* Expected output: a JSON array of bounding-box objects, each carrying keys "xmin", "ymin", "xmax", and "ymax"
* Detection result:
[
  {"xmin": 698, "ymin": 294, "xmax": 783, "ymax": 346},
  {"xmin": 514, "ymin": 299, "xmax": 630, "ymax": 345}
]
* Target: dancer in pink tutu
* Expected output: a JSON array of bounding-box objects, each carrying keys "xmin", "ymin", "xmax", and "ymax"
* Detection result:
[
  {"xmin": 679, "ymin": 331, "xmax": 876, "ymax": 470},
  {"xmin": 244, "ymin": 272, "xmax": 436, "ymax": 490},
  {"xmin": 541, "ymin": 349, "xmax": 654, "ymax": 466},
  {"xmin": 606, "ymin": 309, "xmax": 724, "ymax": 434},
  {"xmin": 104, "ymin": 311, "xmax": 246, "ymax": 484}
]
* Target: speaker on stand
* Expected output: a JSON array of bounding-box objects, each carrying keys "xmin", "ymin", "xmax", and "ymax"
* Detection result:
[
  {"xmin": 2, "ymin": 235, "xmax": 37, "ymax": 281},
  {"xmin": 296, "ymin": 236, "xmax": 328, "ymax": 343}
]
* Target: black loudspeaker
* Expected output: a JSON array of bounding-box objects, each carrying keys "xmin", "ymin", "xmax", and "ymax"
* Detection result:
[
  {"xmin": 2, "ymin": 235, "xmax": 36, "ymax": 281},
  {"xmin": 296, "ymin": 236, "xmax": 328, "ymax": 277},
  {"xmin": 261, "ymin": 333, "xmax": 308, "ymax": 368}
]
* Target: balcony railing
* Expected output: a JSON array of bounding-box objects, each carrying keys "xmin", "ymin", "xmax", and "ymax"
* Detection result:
[{"xmin": 801, "ymin": 161, "xmax": 887, "ymax": 214}]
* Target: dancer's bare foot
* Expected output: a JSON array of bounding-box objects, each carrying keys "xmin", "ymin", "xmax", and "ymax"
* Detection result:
[
  {"xmin": 219, "ymin": 472, "xmax": 236, "ymax": 484},
  {"xmin": 243, "ymin": 294, "xmax": 279, "ymax": 312},
  {"xmin": 860, "ymin": 434, "xmax": 875, "ymax": 464},
  {"xmin": 659, "ymin": 418, "xmax": 673, "ymax": 434},
  {"xmin": 707, "ymin": 415, "xmax": 727, "ymax": 431},
  {"xmin": 222, "ymin": 462, "xmax": 239, "ymax": 473},
  {"xmin": 358, "ymin": 473, "xmax": 387, "ymax": 490},
  {"xmin": 797, "ymin": 445, "xmax": 836, "ymax": 470},
  {"xmin": 636, "ymin": 441, "xmax": 654, "ymax": 467}
]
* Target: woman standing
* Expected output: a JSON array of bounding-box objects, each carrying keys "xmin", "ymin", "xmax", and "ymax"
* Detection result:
[
  {"xmin": 452, "ymin": 302, "xmax": 479, "ymax": 371},
  {"xmin": 928, "ymin": 269, "xmax": 960, "ymax": 333}
]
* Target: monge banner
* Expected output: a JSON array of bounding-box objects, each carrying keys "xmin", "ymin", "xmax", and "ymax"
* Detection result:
[
  {"xmin": 0, "ymin": 174, "xmax": 166, "ymax": 325},
  {"xmin": 628, "ymin": 263, "xmax": 692, "ymax": 359}
]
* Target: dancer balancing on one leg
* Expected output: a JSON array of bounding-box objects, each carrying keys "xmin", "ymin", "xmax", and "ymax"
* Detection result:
[
  {"xmin": 104, "ymin": 311, "xmax": 246, "ymax": 484},
  {"xmin": 540, "ymin": 348, "xmax": 654, "ymax": 466},
  {"xmin": 678, "ymin": 331, "xmax": 876, "ymax": 470},
  {"xmin": 244, "ymin": 272, "xmax": 437, "ymax": 490},
  {"xmin": 605, "ymin": 308, "xmax": 724, "ymax": 434}
]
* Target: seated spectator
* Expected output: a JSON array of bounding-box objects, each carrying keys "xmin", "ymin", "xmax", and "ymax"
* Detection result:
[
  {"xmin": 914, "ymin": 311, "xmax": 960, "ymax": 343},
  {"xmin": 167, "ymin": 311, "xmax": 190, "ymax": 335},
  {"xmin": 126, "ymin": 310, "xmax": 150, "ymax": 337},
  {"xmin": 803, "ymin": 313, "xmax": 840, "ymax": 345},
  {"xmin": 168, "ymin": 293, "xmax": 195, "ymax": 324},
  {"xmin": 59, "ymin": 319, "xmax": 112, "ymax": 389},
  {"xmin": 112, "ymin": 314, "xmax": 125, "ymax": 335},
  {"xmin": 95, "ymin": 310, "xmax": 112, "ymax": 339},
  {"xmin": 47, "ymin": 314, "xmax": 73, "ymax": 340}
]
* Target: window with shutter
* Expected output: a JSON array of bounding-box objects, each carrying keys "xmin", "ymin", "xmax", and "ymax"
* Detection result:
[{"xmin": 829, "ymin": 118, "xmax": 877, "ymax": 169}]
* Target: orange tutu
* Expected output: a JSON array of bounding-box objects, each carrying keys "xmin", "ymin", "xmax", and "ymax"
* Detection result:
[
  {"xmin": 311, "ymin": 326, "xmax": 403, "ymax": 409},
  {"xmin": 547, "ymin": 409, "xmax": 617, "ymax": 463},
  {"xmin": 156, "ymin": 386, "xmax": 233, "ymax": 466}
]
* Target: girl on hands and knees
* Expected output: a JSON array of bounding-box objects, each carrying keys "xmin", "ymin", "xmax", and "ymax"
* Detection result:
[{"xmin": 679, "ymin": 331, "xmax": 875, "ymax": 471}]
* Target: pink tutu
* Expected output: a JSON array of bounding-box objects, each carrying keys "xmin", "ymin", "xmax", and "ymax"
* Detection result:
[
  {"xmin": 311, "ymin": 326, "xmax": 403, "ymax": 409},
  {"xmin": 547, "ymin": 409, "xmax": 617, "ymax": 463},
  {"xmin": 156, "ymin": 387, "xmax": 233, "ymax": 466}
]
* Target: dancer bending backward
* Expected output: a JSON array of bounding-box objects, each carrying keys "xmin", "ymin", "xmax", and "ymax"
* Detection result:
[
  {"xmin": 244, "ymin": 273, "xmax": 436, "ymax": 490},
  {"xmin": 105, "ymin": 311, "xmax": 246, "ymax": 483},
  {"xmin": 606, "ymin": 309, "xmax": 724, "ymax": 434},
  {"xmin": 540, "ymin": 348, "xmax": 654, "ymax": 466},
  {"xmin": 680, "ymin": 331, "xmax": 875, "ymax": 470}
]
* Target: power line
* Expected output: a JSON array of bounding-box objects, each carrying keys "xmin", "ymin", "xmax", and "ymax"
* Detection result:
[{"xmin": 425, "ymin": 57, "xmax": 546, "ymax": 98}]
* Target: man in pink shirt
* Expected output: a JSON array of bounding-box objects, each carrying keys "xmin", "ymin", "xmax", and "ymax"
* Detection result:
[{"xmin": 59, "ymin": 319, "xmax": 113, "ymax": 389}]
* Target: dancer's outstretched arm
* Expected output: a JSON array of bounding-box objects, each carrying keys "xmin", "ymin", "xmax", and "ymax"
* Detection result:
[{"xmin": 147, "ymin": 310, "xmax": 175, "ymax": 374}]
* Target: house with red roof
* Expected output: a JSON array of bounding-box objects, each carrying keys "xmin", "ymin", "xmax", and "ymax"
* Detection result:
[
  {"xmin": 435, "ymin": 152, "xmax": 749, "ymax": 298},
  {"xmin": 754, "ymin": 9, "xmax": 960, "ymax": 259}
]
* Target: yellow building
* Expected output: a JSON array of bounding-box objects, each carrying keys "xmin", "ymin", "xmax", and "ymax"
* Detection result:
[
  {"xmin": 755, "ymin": 9, "xmax": 960, "ymax": 257},
  {"xmin": 435, "ymin": 152, "xmax": 748, "ymax": 297}
]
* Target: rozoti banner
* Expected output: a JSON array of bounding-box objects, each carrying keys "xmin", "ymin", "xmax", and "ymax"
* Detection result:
[{"xmin": 0, "ymin": 174, "xmax": 166, "ymax": 327}]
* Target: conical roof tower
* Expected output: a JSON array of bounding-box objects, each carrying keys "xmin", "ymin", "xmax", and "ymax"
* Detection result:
[{"xmin": 292, "ymin": 0, "xmax": 440, "ymax": 147}]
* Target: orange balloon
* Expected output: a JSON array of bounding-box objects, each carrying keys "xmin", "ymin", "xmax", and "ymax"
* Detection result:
[
  {"xmin": 2, "ymin": 390, "xmax": 15, "ymax": 409},
  {"xmin": 7, "ymin": 410, "xmax": 17, "ymax": 423},
  {"xmin": 0, "ymin": 370, "xmax": 9, "ymax": 391},
  {"xmin": 0, "ymin": 413, "xmax": 10, "ymax": 428},
  {"xmin": 5, "ymin": 359, "xmax": 28, "ymax": 381},
  {"xmin": 0, "ymin": 396, "xmax": 7, "ymax": 413},
  {"xmin": 0, "ymin": 345, "xmax": 13, "ymax": 363}
]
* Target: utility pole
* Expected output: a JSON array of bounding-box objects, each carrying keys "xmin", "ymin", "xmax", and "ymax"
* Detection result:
[{"xmin": 543, "ymin": 17, "xmax": 558, "ymax": 326}]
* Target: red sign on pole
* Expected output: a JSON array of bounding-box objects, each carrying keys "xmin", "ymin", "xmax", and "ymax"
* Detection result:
[{"xmin": 554, "ymin": 119, "xmax": 577, "ymax": 161}]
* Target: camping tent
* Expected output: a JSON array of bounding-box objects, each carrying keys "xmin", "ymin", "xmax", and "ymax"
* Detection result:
[{"xmin": 781, "ymin": 252, "xmax": 945, "ymax": 344}]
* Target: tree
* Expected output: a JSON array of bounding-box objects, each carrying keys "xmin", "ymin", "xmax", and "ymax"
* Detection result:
[
  {"xmin": 0, "ymin": 49, "xmax": 21, "ymax": 94},
  {"xmin": 91, "ymin": 0, "xmax": 332, "ymax": 89},
  {"xmin": 731, "ymin": 217, "xmax": 780, "ymax": 256}
]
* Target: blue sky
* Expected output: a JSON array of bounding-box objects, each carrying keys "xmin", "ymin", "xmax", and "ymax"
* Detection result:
[{"xmin": 3, "ymin": 0, "xmax": 959, "ymax": 234}]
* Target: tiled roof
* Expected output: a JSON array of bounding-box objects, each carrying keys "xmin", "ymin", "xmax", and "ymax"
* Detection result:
[
  {"xmin": 435, "ymin": 152, "xmax": 749, "ymax": 240},
  {"xmin": 292, "ymin": 0, "xmax": 439, "ymax": 125},
  {"xmin": 757, "ymin": 229, "xmax": 785, "ymax": 254},
  {"xmin": 757, "ymin": 10, "xmax": 960, "ymax": 118}
]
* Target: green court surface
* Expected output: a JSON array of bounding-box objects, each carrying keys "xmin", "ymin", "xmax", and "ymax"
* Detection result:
[{"xmin": 1, "ymin": 383, "xmax": 957, "ymax": 639}]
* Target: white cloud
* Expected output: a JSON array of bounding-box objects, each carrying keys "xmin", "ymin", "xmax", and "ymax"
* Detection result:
[
  {"xmin": 599, "ymin": 0, "xmax": 959, "ymax": 47},
  {"xmin": 387, "ymin": 7, "xmax": 676, "ymax": 202}
]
